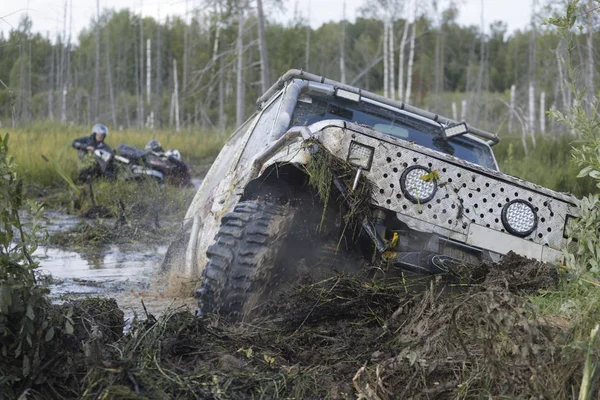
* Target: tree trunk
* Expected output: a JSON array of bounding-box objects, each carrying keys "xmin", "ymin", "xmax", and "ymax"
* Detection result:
[
  {"xmin": 183, "ymin": 0, "xmax": 189, "ymax": 93},
  {"xmin": 528, "ymin": 83, "xmax": 536, "ymax": 146},
  {"xmin": 256, "ymin": 0, "xmax": 271, "ymax": 92},
  {"xmin": 48, "ymin": 35, "xmax": 55, "ymax": 121},
  {"xmin": 398, "ymin": 20, "xmax": 409, "ymax": 102},
  {"xmin": 383, "ymin": 20, "xmax": 389, "ymax": 98},
  {"xmin": 147, "ymin": 39, "xmax": 151, "ymax": 105},
  {"xmin": 236, "ymin": 9, "xmax": 246, "ymax": 127},
  {"xmin": 451, "ymin": 101, "xmax": 457, "ymax": 120},
  {"xmin": 305, "ymin": 0, "xmax": 310, "ymax": 70},
  {"xmin": 556, "ymin": 40, "xmax": 568, "ymax": 111},
  {"xmin": 405, "ymin": 22, "xmax": 416, "ymax": 104},
  {"xmin": 173, "ymin": 59, "xmax": 180, "ymax": 131},
  {"xmin": 156, "ymin": 21, "xmax": 162, "ymax": 127},
  {"xmin": 539, "ymin": 91, "xmax": 546, "ymax": 135},
  {"xmin": 509, "ymin": 84, "xmax": 516, "ymax": 132},
  {"xmin": 138, "ymin": 7, "xmax": 144, "ymax": 128},
  {"xmin": 587, "ymin": 0, "xmax": 594, "ymax": 107},
  {"xmin": 340, "ymin": 0, "xmax": 346, "ymax": 84},
  {"xmin": 106, "ymin": 29, "xmax": 117, "ymax": 127},
  {"xmin": 93, "ymin": 0, "xmax": 100, "ymax": 120},
  {"xmin": 388, "ymin": 18, "xmax": 395, "ymax": 100},
  {"xmin": 218, "ymin": 57, "xmax": 225, "ymax": 130}
]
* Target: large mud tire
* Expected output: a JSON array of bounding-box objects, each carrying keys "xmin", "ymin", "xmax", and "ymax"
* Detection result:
[{"xmin": 197, "ymin": 200, "xmax": 296, "ymax": 320}]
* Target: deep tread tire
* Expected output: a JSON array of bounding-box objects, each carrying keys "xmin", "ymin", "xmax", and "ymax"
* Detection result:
[{"xmin": 197, "ymin": 200, "xmax": 295, "ymax": 320}]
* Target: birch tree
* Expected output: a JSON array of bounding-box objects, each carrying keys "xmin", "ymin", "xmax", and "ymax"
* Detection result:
[
  {"xmin": 398, "ymin": 19, "xmax": 409, "ymax": 101},
  {"xmin": 256, "ymin": 0, "xmax": 271, "ymax": 92},
  {"xmin": 586, "ymin": 0, "xmax": 594, "ymax": 107},
  {"xmin": 340, "ymin": 0, "xmax": 347, "ymax": 84},
  {"xmin": 405, "ymin": 19, "xmax": 416, "ymax": 103},
  {"xmin": 236, "ymin": 8, "xmax": 246, "ymax": 127},
  {"xmin": 93, "ymin": 0, "xmax": 100, "ymax": 120}
]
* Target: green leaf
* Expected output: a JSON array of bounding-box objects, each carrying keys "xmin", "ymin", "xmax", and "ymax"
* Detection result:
[
  {"xmin": 26, "ymin": 304, "xmax": 34, "ymax": 320},
  {"xmin": 65, "ymin": 320, "xmax": 74, "ymax": 335},
  {"xmin": 44, "ymin": 326, "xmax": 55, "ymax": 342},
  {"xmin": 578, "ymin": 166, "xmax": 593, "ymax": 178},
  {"xmin": 22, "ymin": 355, "xmax": 30, "ymax": 377}
]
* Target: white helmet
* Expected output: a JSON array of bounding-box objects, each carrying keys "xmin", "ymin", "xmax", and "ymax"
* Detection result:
[{"xmin": 92, "ymin": 123, "xmax": 109, "ymax": 136}]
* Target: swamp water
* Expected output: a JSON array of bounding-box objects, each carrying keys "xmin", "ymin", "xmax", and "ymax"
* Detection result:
[{"xmin": 33, "ymin": 211, "xmax": 196, "ymax": 321}]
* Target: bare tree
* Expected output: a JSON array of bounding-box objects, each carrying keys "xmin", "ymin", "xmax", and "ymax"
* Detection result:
[
  {"xmin": 405, "ymin": 20, "xmax": 416, "ymax": 103},
  {"xmin": 586, "ymin": 0, "xmax": 594, "ymax": 106},
  {"xmin": 236, "ymin": 8, "xmax": 246, "ymax": 127},
  {"xmin": 138, "ymin": 3, "xmax": 145, "ymax": 128},
  {"xmin": 173, "ymin": 58, "xmax": 180, "ymax": 131},
  {"xmin": 539, "ymin": 91, "xmax": 546, "ymax": 134},
  {"xmin": 305, "ymin": 0, "xmax": 311, "ymax": 70},
  {"xmin": 383, "ymin": 20, "xmax": 389, "ymax": 97},
  {"xmin": 340, "ymin": 0, "xmax": 347, "ymax": 84},
  {"xmin": 106, "ymin": 29, "xmax": 117, "ymax": 127},
  {"xmin": 509, "ymin": 84, "xmax": 516, "ymax": 132},
  {"xmin": 93, "ymin": 0, "xmax": 100, "ymax": 120},
  {"xmin": 256, "ymin": 0, "xmax": 271, "ymax": 92},
  {"xmin": 398, "ymin": 19, "xmax": 409, "ymax": 101},
  {"xmin": 48, "ymin": 32, "xmax": 54, "ymax": 121},
  {"xmin": 388, "ymin": 18, "xmax": 395, "ymax": 100}
]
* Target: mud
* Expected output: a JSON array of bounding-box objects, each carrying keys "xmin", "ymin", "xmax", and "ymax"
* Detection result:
[{"xmin": 22, "ymin": 252, "xmax": 590, "ymax": 400}]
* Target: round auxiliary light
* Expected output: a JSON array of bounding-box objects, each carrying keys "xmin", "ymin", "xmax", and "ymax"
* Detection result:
[
  {"xmin": 400, "ymin": 165, "xmax": 437, "ymax": 204},
  {"xmin": 501, "ymin": 199, "xmax": 538, "ymax": 237}
]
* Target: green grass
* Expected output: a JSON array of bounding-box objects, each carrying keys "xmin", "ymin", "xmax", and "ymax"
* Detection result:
[
  {"xmin": 4, "ymin": 121, "xmax": 228, "ymax": 187},
  {"xmin": 493, "ymin": 134, "xmax": 596, "ymax": 197}
]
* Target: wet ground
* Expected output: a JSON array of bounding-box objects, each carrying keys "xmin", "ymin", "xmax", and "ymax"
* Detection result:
[{"xmin": 33, "ymin": 205, "xmax": 197, "ymax": 322}]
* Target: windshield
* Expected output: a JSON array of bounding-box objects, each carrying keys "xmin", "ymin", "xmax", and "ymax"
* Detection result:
[{"xmin": 290, "ymin": 94, "xmax": 497, "ymax": 170}]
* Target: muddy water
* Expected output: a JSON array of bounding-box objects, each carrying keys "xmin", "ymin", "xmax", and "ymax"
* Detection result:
[{"xmin": 34, "ymin": 211, "xmax": 196, "ymax": 321}]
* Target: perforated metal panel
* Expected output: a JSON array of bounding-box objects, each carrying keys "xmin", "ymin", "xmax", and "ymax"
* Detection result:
[{"xmin": 316, "ymin": 124, "xmax": 578, "ymax": 252}]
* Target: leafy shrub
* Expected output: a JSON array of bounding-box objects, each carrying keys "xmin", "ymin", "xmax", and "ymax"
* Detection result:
[
  {"xmin": 546, "ymin": 1, "xmax": 600, "ymax": 275},
  {"xmin": 0, "ymin": 134, "xmax": 57, "ymax": 397}
]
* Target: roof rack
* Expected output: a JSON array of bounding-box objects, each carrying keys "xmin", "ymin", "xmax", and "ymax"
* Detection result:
[{"xmin": 257, "ymin": 69, "xmax": 500, "ymax": 147}]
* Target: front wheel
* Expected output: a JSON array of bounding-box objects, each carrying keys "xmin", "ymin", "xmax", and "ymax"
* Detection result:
[
  {"xmin": 196, "ymin": 197, "xmax": 362, "ymax": 321},
  {"xmin": 196, "ymin": 200, "xmax": 295, "ymax": 320}
]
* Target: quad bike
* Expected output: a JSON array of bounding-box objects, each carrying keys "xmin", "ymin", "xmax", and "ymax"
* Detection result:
[
  {"xmin": 115, "ymin": 141, "xmax": 191, "ymax": 186},
  {"xmin": 90, "ymin": 147, "xmax": 165, "ymax": 182},
  {"xmin": 162, "ymin": 69, "xmax": 578, "ymax": 321}
]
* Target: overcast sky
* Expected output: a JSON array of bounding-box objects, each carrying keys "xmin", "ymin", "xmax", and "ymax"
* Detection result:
[{"xmin": 1, "ymin": 0, "xmax": 535, "ymax": 39}]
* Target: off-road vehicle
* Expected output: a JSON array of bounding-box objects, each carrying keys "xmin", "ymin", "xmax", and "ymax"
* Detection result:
[{"xmin": 163, "ymin": 69, "xmax": 578, "ymax": 320}]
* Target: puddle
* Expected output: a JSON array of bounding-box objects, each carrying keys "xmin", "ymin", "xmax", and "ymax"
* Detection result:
[
  {"xmin": 35, "ymin": 244, "xmax": 165, "ymax": 295},
  {"xmin": 32, "ymin": 211, "xmax": 196, "ymax": 321}
]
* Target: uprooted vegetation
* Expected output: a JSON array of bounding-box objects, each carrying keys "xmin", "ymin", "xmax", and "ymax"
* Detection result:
[
  {"xmin": 44, "ymin": 179, "xmax": 196, "ymax": 248},
  {"xmin": 9, "ymin": 253, "xmax": 599, "ymax": 399}
]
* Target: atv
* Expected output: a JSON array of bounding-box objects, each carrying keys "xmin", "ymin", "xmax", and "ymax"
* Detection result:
[{"xmin": 163, "ymin": 69, "xmax": 578, "ymax": 321}]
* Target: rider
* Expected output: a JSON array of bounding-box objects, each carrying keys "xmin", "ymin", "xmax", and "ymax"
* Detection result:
[
  {"xmin": 72, "ymin": 123, "xmax": 111, "ymax": 155},
  {"xmin": 72, "ymin": 124, "xmax": 113, "ymax": 182}
]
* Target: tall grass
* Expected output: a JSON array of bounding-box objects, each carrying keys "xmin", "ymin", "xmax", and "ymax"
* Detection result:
[
  {"xmin": 4, "ymin": 121, "xmax": 229, "ymax": 186},
  {"xmin": 493, "ymin": 134, "xmax": 596, "ymax": 198}
]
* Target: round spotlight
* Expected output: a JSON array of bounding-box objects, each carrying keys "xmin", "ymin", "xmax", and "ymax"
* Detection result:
[
  {"xmin": 501, "ymin": 199, "xmax": 538, "ymax": 237},
  {"xmin": 400, "ymin": 166, "xmax": 437, "ymax": 204}
]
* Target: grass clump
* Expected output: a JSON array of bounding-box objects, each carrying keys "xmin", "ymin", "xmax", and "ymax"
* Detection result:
[{"xmin": 5, "ymin": 122, "xmax": 227, "ymax": 188}]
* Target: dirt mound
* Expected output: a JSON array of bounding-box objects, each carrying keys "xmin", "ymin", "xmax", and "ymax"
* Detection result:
[
  {"xmin": 484, "ymin": 250, "xmax": 559, "ymax": 293},
  {"xmin": 74, "ymin": 254, "xmax": 591, "ymax": 399},
  {"xmin": 19, "ymin": 254, "xmax": 592, "ymax": 399}
]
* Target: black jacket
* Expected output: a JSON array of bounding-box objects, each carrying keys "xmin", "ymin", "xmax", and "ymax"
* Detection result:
[{"xmin": 72, "ymin": 134, "xmax": 111, "ymax": 154}]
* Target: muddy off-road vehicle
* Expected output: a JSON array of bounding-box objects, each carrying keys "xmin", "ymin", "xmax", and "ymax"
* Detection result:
[{"xmin": 163, "ymin": 69, "xmax": 578, "ymax": 320}]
